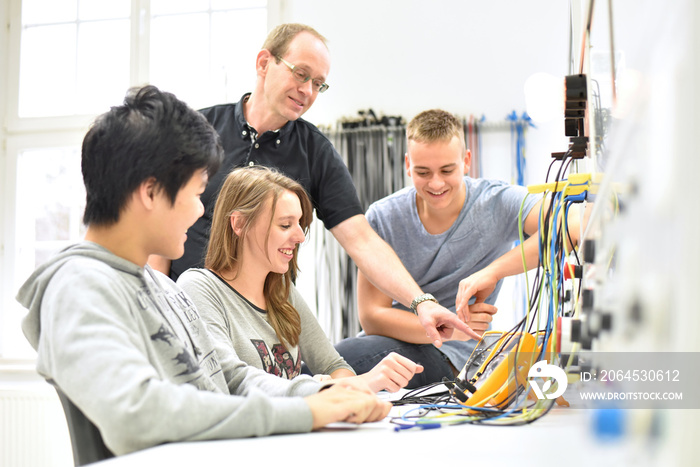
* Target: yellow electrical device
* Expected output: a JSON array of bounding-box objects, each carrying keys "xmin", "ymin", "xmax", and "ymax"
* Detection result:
[{"xmin": 454, "ymin": 331, "xmax": 538, "ymax": 412}]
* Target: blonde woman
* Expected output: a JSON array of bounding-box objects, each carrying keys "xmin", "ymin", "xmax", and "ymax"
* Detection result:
[{"xmin": 178, "ymin": 166, "xmax": 422, "ymax": 392}]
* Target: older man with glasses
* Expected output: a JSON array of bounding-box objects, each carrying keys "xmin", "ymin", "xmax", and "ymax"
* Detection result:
[{"xmin": 149, "ymin": 23, "xmax": 477, "ymax": 346}]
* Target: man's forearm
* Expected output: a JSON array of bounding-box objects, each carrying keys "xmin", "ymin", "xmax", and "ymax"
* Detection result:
[
  {"xmin": 360, "ymin": 303, "xmax": 434, "ymax": 344},
  {"xmin": 354, "ymin": 241, "xmax": 422, "ymax": 309},
  {"xmin": 332, "ymin": 216, "xmax": 422, "ymax": 308},
  {"xmin": 334, "ymin": 215, "xmax": 477, "ymax": 345}
]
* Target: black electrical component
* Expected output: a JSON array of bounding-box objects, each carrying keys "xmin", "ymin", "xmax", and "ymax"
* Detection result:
[
  {"xmin": 442, "ymin": 378, "xmax": 469, "ymax": 403},
  {"xmin": 581, "ymin": 289, "xmax": 594, "ymax": 311},
  {"xmin": 587, "ymin": 312, "xmax": 600, "ymax": 338},
  {"xmin": 568, "ymin": 136, "xmax": 589, "ymax": 159},
  {"xmin": 571, "ymin": 319, "xmax": 582, "ymax": 342},
  {"xmin": 565, "ymin": 74, "xmax": 587, "ymax": 102},
  {"xmin": 565, "ymin": 100, "xmax": 586, "ymax": 116},
  {"xmin": 629, "ymin": 300, "xmax": 643, "ymax": 323},
  {"xmin": 581, "ymin": 334, "xmax": 593, "ymax": 350},
  {"xmin": 583, "ymin": 238, "xmax": 596, "ymax": 263},
  {"xmin": 572, "ymin": 265, "xmax": 583, "ymax": 278},
  {"xmin": 565, "ymin": 118, "xmax": 580, "ymax": 137},
  {"xmin": 562, "ymin": 74, "xmax": 589, "ymax": 151},
  {"xmin": 560, "ymin": 353, "xmax": 578, "ymax": 367},
  {"xmin": 454, "ymin": 377, "xmax": 478, "ymax": 394}
]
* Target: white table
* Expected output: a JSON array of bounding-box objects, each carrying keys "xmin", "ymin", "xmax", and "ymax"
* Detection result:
[{"xmin": 95, "ymin": 391, "xmax": 662, "ymax": 467}]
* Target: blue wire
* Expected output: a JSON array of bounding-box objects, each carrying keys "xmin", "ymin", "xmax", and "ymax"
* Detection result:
[
  {"xmin": 393, "ymin": 423, "xmax": 441, "ymax": 432},
  {"xmin": 507, "ymin": 111, "xmax": 535, "ymax": 187}
]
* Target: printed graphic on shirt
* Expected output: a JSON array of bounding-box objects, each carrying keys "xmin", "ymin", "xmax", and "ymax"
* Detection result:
[
  {"xmin": 149, "ymin": 324, "xmax": 222, "ymax": 391},
  {"xmin": 173, "ymin": 349, "xmax": 200, "ymax": 376},
  {"xmin": 149, "ymin": 324, "xmax": 198, "ymax": 376},
  {"xmin": 200, "ymin": 349, "xmax": 222, "ymax": 377},
  {"xmin": 151, "ymin": 324, "xmax": 177, "ymax": 346},
  {"xmin": 141, "ymin": 285, "xmax": 215, "ymax": 388},
  {"xmin": 251, "ymin": 339, "xmax": 301, "ymax": 379}
]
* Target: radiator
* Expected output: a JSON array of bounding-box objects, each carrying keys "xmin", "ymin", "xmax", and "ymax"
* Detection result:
[{"xmin": 0, "ymin": 385, "xmax": 73, "ymax": 467}]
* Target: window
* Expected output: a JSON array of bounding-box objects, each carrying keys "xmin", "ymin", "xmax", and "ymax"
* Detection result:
[
  {"xmin": 18, "ymin": 0, "xmax": 131, "ymax": 118},
  {"xmin": 2, "ymin": 137, "xmax": 86, "ymax": 359},
  {"xmin": 0, "ymin": 0, "xmax": 269, "ymax": 360},
  {"xmin": 149, "ymin": 0, "xmax": 268, "ymax": 108}
]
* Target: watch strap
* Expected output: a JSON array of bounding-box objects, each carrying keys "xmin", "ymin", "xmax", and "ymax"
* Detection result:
[{"xmin": 410, "ymin": 293, "xmax": 438, "ymax": 314}]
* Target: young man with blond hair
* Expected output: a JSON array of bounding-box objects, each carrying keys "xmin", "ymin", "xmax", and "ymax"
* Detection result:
[{"xmin": 335, "ymin": 109, "xmax": 543, "ymax": 387}]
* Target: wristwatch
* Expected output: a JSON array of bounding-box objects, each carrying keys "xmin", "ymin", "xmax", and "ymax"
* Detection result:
[{"xmin": 410, "ymin": 293, "xmax": 438, "ymax": 314}]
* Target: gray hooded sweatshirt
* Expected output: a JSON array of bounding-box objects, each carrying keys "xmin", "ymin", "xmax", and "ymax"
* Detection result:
[{"xmin": 17, "ymin": 241, "xmax": 321, "ymax": 456}]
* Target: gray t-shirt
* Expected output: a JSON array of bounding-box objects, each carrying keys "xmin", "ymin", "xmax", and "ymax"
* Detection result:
[
  {"xmin": 366, "ymin": 176, "xmax": 539, "ymax": 369},
  {"xmin": 178, "ymin": 268, "xmax": 354, "ymax": 379}
]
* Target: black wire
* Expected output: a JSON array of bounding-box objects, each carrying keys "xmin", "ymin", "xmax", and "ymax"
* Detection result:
[
  {"xmin": 392, "ymin": 382, "xmax": 453, "ymax": 406},
  {"xmin": 564, "ymin": 200, "xmax": 581, "ymax": 265},
  {"xmin": 391, "ymin": 151, "xmax": 580, "ymax": 428}
]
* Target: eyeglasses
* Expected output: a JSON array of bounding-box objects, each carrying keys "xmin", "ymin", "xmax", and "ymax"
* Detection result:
[{"xmin": 276, "ymin": 56, "xmax": 330, "ymax": 93}]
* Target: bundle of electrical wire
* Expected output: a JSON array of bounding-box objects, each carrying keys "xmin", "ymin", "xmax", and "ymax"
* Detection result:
[{"xmin": 389, "ymin": 153, "xmax": 591, "ymax": 431}]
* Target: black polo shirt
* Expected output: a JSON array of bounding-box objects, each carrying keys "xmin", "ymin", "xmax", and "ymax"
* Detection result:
[{"xmin": 170, "ymin": 94, "xmax": 363, "ymax": 280}]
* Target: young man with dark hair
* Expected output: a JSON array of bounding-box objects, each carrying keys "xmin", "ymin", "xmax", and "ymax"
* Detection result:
[{"xmin": 17, "ymin": 85, "xmax": 389, "ymax": 457}]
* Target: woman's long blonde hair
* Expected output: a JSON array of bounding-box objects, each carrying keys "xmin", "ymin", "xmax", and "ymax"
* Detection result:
[{"xmin": 205, "ymin": 166, "xmax": 313, "ymax": 347}]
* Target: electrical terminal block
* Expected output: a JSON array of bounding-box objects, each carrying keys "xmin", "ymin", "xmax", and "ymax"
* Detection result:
[
  {"xmin": 588, "ymin": 173, "xmax": 605, "ymax": 195},
  {"xmin": 527, "ymin": 173, "xmax": 592, "ymax": 195},
  {"xmin": 527, "ymin": 182, "xmax": 556, "ymax": 194},
  {"xmin": 567, "ymin": 172, "xmax": 592, "ymax": 185}
]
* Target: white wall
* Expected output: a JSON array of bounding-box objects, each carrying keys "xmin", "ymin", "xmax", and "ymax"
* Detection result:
[{"xmin": 276, "ymin": 0, "xmax": 573, "ymax": 182}]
